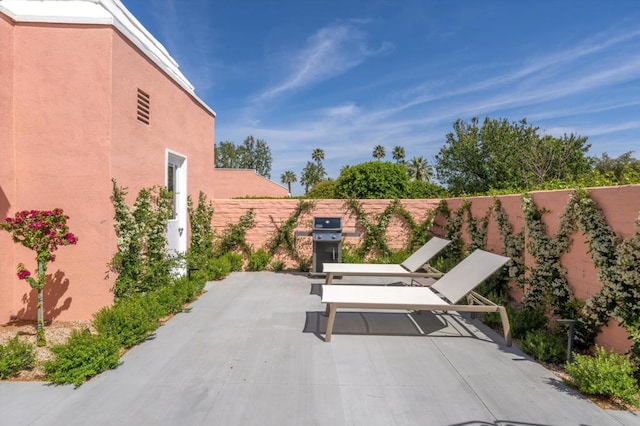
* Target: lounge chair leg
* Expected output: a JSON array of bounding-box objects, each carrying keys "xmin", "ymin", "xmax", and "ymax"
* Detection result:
[
  {"xmin": 498, "ymin": 306, "xmax": 512, "ymax": 346},
  {"xmin": 325, "ymin": 304, "xmax": 336, "ymax": 342}
]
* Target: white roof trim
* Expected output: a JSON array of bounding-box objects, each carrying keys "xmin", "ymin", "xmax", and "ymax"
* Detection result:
[{"xmin": 0, "ymin": 0, "xmax": 215, "ymax": 116}]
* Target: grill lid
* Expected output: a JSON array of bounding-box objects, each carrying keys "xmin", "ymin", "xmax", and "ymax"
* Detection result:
[{"xmin": 312, "ymin": 217, "xmax": 342, "ymax": 231}]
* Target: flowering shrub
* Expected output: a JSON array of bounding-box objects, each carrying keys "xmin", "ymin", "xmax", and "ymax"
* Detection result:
[{"xmin": 0, "ymin": 209, "xmax": 77, "ymax": 345}]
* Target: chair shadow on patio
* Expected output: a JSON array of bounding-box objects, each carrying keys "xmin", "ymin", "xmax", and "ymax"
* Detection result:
[{"xmin": 303, "ymin": 309, "xmax": 496, "ymax": 343}]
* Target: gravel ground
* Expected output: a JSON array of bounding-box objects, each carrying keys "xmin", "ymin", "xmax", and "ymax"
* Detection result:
[{"xmin": 0, "ymin": 320, "xmax": 93, "ymax": 381}]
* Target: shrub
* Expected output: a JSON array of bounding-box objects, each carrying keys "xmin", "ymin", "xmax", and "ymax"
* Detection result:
[
  {"xmin": 151, "ymin": 284, "xmax": 184, "ymax": 317},
  {"xmin": 298, "ymin": 257, "xmax": 311, "ymax": 272},
  {"xmin": 93, "ymin": 296, "xmax": 159, "ymax": 348},
  {"xmin": 520, "ymin": 330, "xmax": 567, "ymax": 364},
  {"xmin": 270, "ymin": 259, "xmax": 285, "ymax": 272},
  {"xmin": 0, "ymin": 336, "xmax": 35, "ymax": 379},
  {"xmin": 335, "ymin": 161, "xmax": 410, "ymax": 199},
  {"xmin": 44, "ymin": 330, "xmax": 120, "ymax": 386},
  {"xmin": 565, "ymin": 346, "xmax": 640, "ymax": 406},
  {"xmin": 341, "ymin": 245, "xmax": 364, "ymax": 263},
  {"xmin": 224, "ymin": 252, "xmax": 244, "ymax": 272},
  {"xmin": 247, "ymin": 249, "xmax": 271, "ymax": 271},
  {"xmin": 207, "ymin": 255, "xmax": 232, "ymax": 279},
  {"xmin": 510, "ymin": 306, "xmax": 548, "ymax": 339}
]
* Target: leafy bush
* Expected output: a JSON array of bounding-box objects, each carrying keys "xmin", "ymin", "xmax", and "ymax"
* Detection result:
[
  {"xmin": 510, "ymin": 306, "xmax": 548, "ymax": 339},
  {"xmin": 270, "ymin": 259, "xmax": 285, "ymax": 271},
  {"xmin": 406, "ymin": 180, "xmax": 448, "ymax": 198},
  {"xmin": 247, "ymin": 248, "xmax": 271, "ymax": 271},
  {"xmin": 298, "ymin": 257, "xmax": 311, "ymax": 272},
  {"xmin": 93, "ymin": 296, "xmax": 159, "ymax": 348},
  {"xmin": 44, "ymin": 330, "xmax": 120, "ymax": 386},
  {"xmin": 224, "ymin": 252, "xmax": 244, "ymax": 272},
  {"xmin": 306, "ymin": 180, "xmax": 338, "ymax": 199},
  {"xmin": 565, "ymin": 346, "xmax": 640, "ymax": 406},
  {"xmin": 520, "ymin": 330, "xmax": 567, "ymax": 364},
  {"xmin": 335, "ymin": 161, "xmax": 410, "ymax": 199},
  {"xmin": 0, "ymin": 336, "xmax": 35, "ymax": 379},
  {"xmin": 207, "ymin": 255, "xmax": 232, "ymax": 279},
  {"xmin": 151, "ymin": 284, "xmax": 186, "ymax": 317},
  {"xmin": 341, "ymin": 245, "xmax": 364, "ymax": 263}
]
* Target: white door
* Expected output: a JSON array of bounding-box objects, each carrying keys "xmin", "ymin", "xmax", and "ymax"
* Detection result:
[{"xmin": 166, "ymin": 151, "xmax": 187, "ymax": 272}]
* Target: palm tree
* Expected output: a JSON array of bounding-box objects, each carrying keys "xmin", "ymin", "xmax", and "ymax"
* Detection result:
[
  {"xmin": 311, "ymin": 148, "xmax": 325, "ymax": 166},
  {"xmin": 280, "ymin": 170, "xmax": 297, "ymax": 194},
  {"xmin": 406, "ymin": 156, "xmax": 433, "ymax": 182},
  {"xmin": 392, "ymin": 146, "xmax": 406, "ymax": 164},
  {"xmin": 372, "ymin": 145, "xmax": 386, "ymax": 160}
]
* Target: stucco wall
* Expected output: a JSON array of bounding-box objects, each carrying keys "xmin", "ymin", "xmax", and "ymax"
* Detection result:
[
  {"xmin": 441, "ymin": 185, "xmax": 640, "ymax": 353},
  {"xmin": 0, "ymin": 14, "xmax": 16, "ymax": 322},
  {"xmin": 211, "ymin": 198, "xmax": 441, "ymax": 262},
  {"xmin": 0, "ymin": 18, "xmax": 216, "ymax": 323},
  {"xmin": 211, "ymin": 169, "xmax": 289, "ymax": 198}
]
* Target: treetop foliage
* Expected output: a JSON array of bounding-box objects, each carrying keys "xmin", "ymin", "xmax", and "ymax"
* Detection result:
[
  {"xmin": 215, "ymin": 135, "xmax": 273, "ymax": 179},
  {"xmin": 434, "ymin": 117, "xmax": 592, "ymax": 195}
]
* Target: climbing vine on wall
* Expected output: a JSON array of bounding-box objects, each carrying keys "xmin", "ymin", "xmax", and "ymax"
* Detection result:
[
  {"xmin": 267, "ymin": 200, "xmax": 315, "ymax": 260},
  {"xmin": 344, "ymin": 199, "xmax": 440, "ymax": 258},
  {"xmin": 344, "ymin": 199, "xmax": 395, "ymax": 257},
  {"xmin": 216, "ymin": 209, "xmax": 256, "ymax": 257},
  {"xmin": 520, "ymin": 190, "xmax": 640, "ymax": 348},
  {"xmin": 522, "ymin": 194, "xmax": 576, "ymax": 318},
  {"xmin": 493, "ymin": 199, "xmax": 526, "ymax": 287}
]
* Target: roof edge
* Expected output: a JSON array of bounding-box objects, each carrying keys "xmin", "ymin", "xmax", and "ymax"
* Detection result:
[{"xmin": 0, "ymin": 0, "xmax": 216, "ymax": 116}]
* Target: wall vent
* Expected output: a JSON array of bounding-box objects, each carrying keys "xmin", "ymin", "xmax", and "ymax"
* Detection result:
[{"xmin": 136, "ymin": 89, "xmax": 150, "ymax": 124}]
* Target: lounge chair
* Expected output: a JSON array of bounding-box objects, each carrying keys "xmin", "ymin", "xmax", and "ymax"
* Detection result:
[
  {"xmin": 323, "ymin": 237, "xmax": 451, "ymax": 285},
  {"xmin": 321, "ymin": 249, "xmax": 512, "ymax": 345}
]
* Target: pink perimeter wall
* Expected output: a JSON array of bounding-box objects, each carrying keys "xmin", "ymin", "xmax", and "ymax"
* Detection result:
[
  {"xmin": 439, "ymin": 185, "xmax": 640, "ymax": 353},
  {"xmin": 210, "ymin": 199, "xmax": 442, "ymax": 261},
  {"xmin": 0, "ymin": 17, "xmax": 215, "ymax": 323}
]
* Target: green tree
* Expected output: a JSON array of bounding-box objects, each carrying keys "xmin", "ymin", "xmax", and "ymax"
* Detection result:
[
  {"xmin": 306, "ymin": 179, "xmax": 337, "ymax": 199},
  {"xmin": 434, "ymin": 117, "xmax": 591, "ymax": 195},
  {"xmin": 520, "ymin": 133, "xmax": 592, "ymax": 186},
  {"xmin": 280, "ymin": 170, "xmax": 297, "ymax": 194},
  {"xmin": 214, "ymin": 141, "xmax": 239, "ymax": 168},
  {"xmin": 406, "ymin": 156, "xmax": 433, "ymax": 182},
  {"xmin": 312, "ymin": 148, "xmax": 325, "ymax": 165},
  {"xmin": 392, "ymin": 146, "xmax": 406, "ymax": 164},
  {"xmin": 592, "ymin": 151, "xmax": 640, "ymax": 183},
  {"xmin": 214, "ymin": 136, "xmax": 273, "ymax": 179},
  {"xmin": 372, "ymin": 145, "xmax": 386, "ymax": 160},
  {"xmin": 300, "ymin": 162, "xmax": 325, "ymax": 194},
  {"xmin": 239, "ymin": 135, "xmax": 273, "ymax": 179},
  {"xmin": 335, "ymin": 161, "xmax": 409, "ymax": 199}
]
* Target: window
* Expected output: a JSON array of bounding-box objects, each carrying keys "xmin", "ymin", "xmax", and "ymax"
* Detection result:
[{"xmin": 167, "ymin": 162, "xmax": 177, "ymax": 219}]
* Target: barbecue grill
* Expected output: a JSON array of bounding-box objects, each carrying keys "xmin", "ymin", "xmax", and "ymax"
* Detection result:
[
  {"xmin": 311, "ymin": 217, "xmax": 342, "ymax": 274},
  {"xmin": 294, "ymin": 216, "xmax": 358, "ymax": 275}
]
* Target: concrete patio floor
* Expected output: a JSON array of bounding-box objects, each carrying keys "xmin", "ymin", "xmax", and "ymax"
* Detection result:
[{"xmin": 1, "ymin": 271, "xmax": 638, "ymax": 426}]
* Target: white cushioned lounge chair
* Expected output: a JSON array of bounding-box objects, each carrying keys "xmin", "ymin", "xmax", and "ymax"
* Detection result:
[
  {"xmin": 323, "ymin": 237, "xmax": 451, "ymax": 285},
  {"xmin": 321, "ymin": 249, "xmax": 512, "ymax": 345}
]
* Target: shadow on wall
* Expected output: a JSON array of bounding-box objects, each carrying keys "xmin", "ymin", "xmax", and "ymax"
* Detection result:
[
  {"xmin": 0, "ymin": 184, "xmax": 9, "ymax": 220},
  {"xmin": 15, "ymin": 270, "xmax": 72, "ymax": 321}
]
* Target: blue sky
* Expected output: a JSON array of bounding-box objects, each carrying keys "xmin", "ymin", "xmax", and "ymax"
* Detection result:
[{"xmin": 123, "ymin": 0, "xmax": 640, "ymax": 195}]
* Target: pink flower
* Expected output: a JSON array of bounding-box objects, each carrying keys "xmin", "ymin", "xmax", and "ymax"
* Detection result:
[
  {"xmin": 64, "ymin": 233, "xmax": 78, "ymax": 244},
  {"xmin": 16, "ymin": 268, "xmax": 31, "ymax": 280}
]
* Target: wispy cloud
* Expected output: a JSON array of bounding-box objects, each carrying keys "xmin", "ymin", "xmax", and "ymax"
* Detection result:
[
  {"xmin": 147, "ymin": 0, "xmax": 220, "ymax": 96},
  {"xmin": 252, "ymin": 20, "xmax": 394, "ymax": 103}
]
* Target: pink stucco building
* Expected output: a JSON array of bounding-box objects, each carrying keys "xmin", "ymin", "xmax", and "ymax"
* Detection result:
[{"xmin": 0, "ymin": 0, "xmax": 284, "ymax": 323}]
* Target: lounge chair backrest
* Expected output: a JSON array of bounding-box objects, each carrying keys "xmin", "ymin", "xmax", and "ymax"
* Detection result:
[
  {"xmin": 400, "ymin": 237, "xmax": 451, "ymax": 272},
  {"xmin": 431, "ymin": 250, "xmax": 510, "ymax": 304}
]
